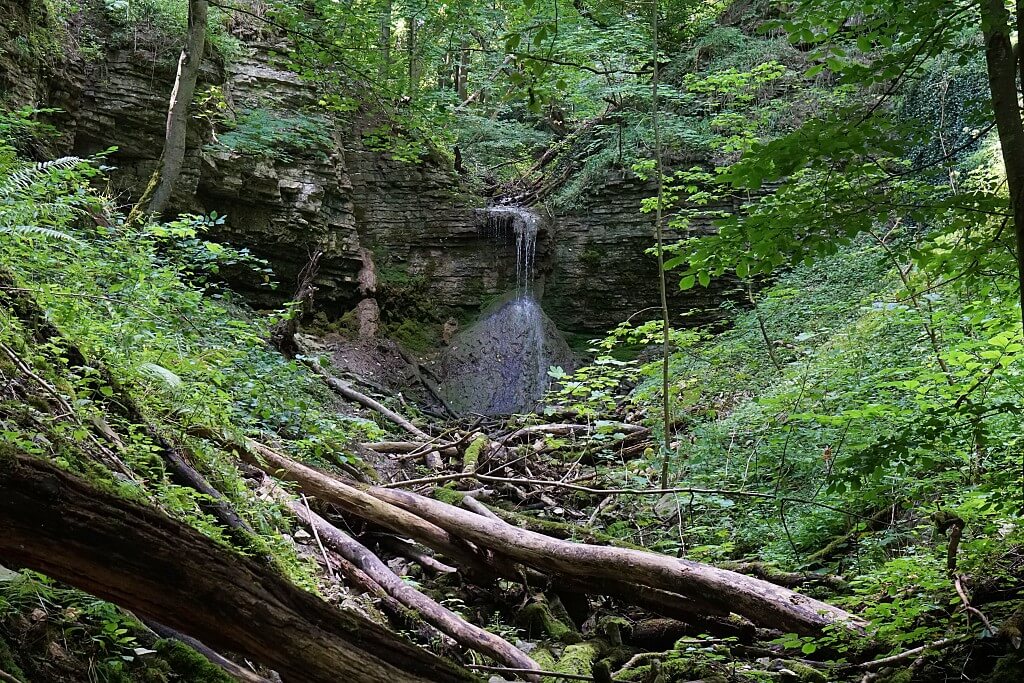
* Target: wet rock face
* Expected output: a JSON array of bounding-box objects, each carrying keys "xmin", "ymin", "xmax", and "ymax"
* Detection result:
[
  {"xmin": 345, "ymin": 146, "xmax": 516, "ymax": 310},
  {"xmin": 436, "ymin": 295, "xmax": 575, "ymax": 416}
]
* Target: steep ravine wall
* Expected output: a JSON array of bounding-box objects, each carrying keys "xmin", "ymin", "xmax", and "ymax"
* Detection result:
[
  {"xmin": 547, "ymin": 172, "xmax": 743, "ymax": 333},
  {"xmin": 1, "ymin": 0, "xmax": 738, "ymax": 337}
]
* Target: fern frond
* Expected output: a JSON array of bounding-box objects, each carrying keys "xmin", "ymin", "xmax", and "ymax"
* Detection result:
[
  {"xmin": 0, "ymin": 224, "xmax": 83, "ymax": 244},
  {"xmin": 0, "ymin": 156, "xmax": 86, "ymax": 197}
]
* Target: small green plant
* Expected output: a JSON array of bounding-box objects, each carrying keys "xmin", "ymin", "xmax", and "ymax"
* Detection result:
[
  {"xmin": 211, "ymin": 109, "xmax": 333, "ymax": 163},
  {"xmin": 144, "ymin": 212, "xmax": 275, "ymax": 291}
]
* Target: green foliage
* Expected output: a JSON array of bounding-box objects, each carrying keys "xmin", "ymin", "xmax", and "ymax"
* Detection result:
[
  {"xmin": 99, "ymin": 0, "xmax": 240, "ymax": 60},
  {"xmin": 144, "ymin": 212, "xmax": 275, "ymax": 291},
  {"xmin": 211, "ymin": 108, "xmax": 333, "ymax": 163},
  {"xmin": 0, "ymin": 113, "xmax": 381, "ymax": 600}
]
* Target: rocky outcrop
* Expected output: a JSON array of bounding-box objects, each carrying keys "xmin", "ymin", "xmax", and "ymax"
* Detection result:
[
  {"xmin": 1, "ymin": 0, "xmax": 740, "ymax": 340},
  {"xmin": 546, "ymin": 171, "xmax": 743, "ymax": 332},
  {"xmin": 436, "ymin": 295, "xmax": 574, "ymax": 415}
]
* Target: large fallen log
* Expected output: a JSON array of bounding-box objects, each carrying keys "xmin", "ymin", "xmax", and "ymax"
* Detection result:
[
  {"xmin": 209, "ymin": 434, "xmax": 863, "ymax": 636},
  {"xmin": 373, "ymin": 486, "xmax": 862, "ymax": 635},
  {"xmin": 0, "ymin": 448, "xmax": 473, "ymax": 683},
  {"xmin": 222, "ymin": 433, "xmax": 504, "ymax": 577}
]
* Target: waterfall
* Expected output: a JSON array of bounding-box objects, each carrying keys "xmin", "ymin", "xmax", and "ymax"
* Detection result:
[
  {"xmin": 480, "ymin": 205, "xmax": 540, "ymax": 297},
  {"xmin": 438, "ymin": 205, "xmax": 573, "ymax": 415}
]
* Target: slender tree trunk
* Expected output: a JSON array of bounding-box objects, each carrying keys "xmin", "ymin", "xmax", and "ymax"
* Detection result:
[
  {"xmin": 457, "ymin": 40, "xmax": 470, "ymax": 101},
  {"xmin": 137, "ymin": 0, "xmax": 208, "ymax": 218},
  {"xmin": 407, "ymin": 15, "xmax": 418, "ymax": 100},
  {"xmin": 650, "ymin": 0, "xmax": 673, "ymax": 489},
  {"xmin": 981, "ymin": 0, "xmax": 1024, "ymax": 334},
  {"xmin": 285, "ymin": 499, "xmax": 541, "ymax": 678},
  {"xmin": 379, "ymin": 0, "xmax": 392, "ymax": 81},
  {"xmin": 0, "ymin": 449, "xmax": 472, "ymax": 683}
]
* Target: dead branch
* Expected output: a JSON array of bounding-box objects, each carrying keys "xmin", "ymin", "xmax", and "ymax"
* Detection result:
[
  {"xmin": 285, "ymin": 498, "xmax": 541, "ymax": 678},
  {"xmin": 309, "ymin": 361, "xmax": 430, "ymax": 439},
  {"xmin": 859, "ymin": 637, "xmax": 966, "ymax": 672}
]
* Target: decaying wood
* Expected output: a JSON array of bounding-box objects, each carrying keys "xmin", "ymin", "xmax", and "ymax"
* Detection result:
[
  {"xmin": 370, "ymin": 486, "xmax": 863, "ymax": 635},
  {"xmin": 503, "ymin": 422, "xmax": 648, "ymax": 443},
  {"xmin": 144, "ymin": 620, "xmax": 275, "ymax": 683},
  {"xmin": 203, "ymin": 430, "xmax": 502, "ymax": 577},
  {"xmin": 372, "ymin": 534, "xmax": 458, "ymax": 574},
  {"xmin": 270, "ymin": 249, "xmax": 323, "ymax": 357},
  {"xmin": 309, "ymin": 362, "xmax": 430, "ymax": 439},
  {"xmin": 203, "ymin": 432, "xmax": 863, "ymax": 635},
  {"xmin": 285, "ymin": 499, "xmax": 541, "ymax": 678},
  {"xmin": 0, "ymin": 448, "xmax": 472, "ymax": 683}
]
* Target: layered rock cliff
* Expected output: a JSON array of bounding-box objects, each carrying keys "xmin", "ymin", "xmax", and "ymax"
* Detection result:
[{"xmin": 1, "ymin": 0, "xmax": 738, "ymax": 338}]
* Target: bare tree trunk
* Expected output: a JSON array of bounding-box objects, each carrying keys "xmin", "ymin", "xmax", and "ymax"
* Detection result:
[
  {"xmin": 457, "ymin": 40, "xmax": 469, "ymax": 101},
  {"xmin": 650, "ymin": 0, "xmax": 674, "ymax": 489},
  {"xmin": 136, "ymin": 0, "xmax": 208, "ymax": 218},
  {"xmin": 0, "ymin": 448, "xmax": 472, "ymax": 683},
  {"xmin": 208, "ymin": 433, "xmax": 863, "ymax": 636},
  {"xmin": 379, "ymin": 0, "xmax": 392, "ymax": 81},
  {"xmin": 407, "ymin": 15, "xmax": 418, "ymax": 100},
  {"xmin": 285, "ymin": 499, "xmax": 541, "ymax": 678},
  {"xmin": 982, "ymin": 0, "xmax": 1024, "ymax": 334}
]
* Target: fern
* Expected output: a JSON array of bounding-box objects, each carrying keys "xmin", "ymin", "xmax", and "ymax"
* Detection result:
[
  {"xmin": 0, "ymin": 156, "xmax": 87, "ymax": 197},
  {"xmin": 0, "ymin": 225, "xmax": 82, "ymax": 243}
]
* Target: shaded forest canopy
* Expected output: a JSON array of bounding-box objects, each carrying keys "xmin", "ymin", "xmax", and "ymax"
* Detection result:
[{"xmin": 1, "ymin": 0, "xmax": 1024, "ymax": 682}]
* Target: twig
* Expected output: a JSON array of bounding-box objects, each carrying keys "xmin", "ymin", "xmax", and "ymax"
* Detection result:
[
  {"xmin": 955, "ymin": 575, "xmax": 994, "ymax": 635},
  {"xmin": 383, "ymin": 471, "xmax": 882, "ymax": 522},
  {"xmin": 304, "ymin": 494, "xmax": 336, "ymax": 580},
  {"xmin": 859, "ymin": 637, "xmax": 965, "ymax": 671}
]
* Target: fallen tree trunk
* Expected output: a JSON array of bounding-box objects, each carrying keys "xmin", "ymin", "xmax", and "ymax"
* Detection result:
[
  {"xmin": 212, "ymin": 432, "xmax": 505, "ymax": 577},
  {"xmin": 504, "ymin": 423, "xmax": 648, "ymax": 443},
  {"xmin": 285, "ymin": 499, "xmax": 541, "ymax": 678},
  {"xmin": 310, "ymin": 362, "xmax": 430, "ymax": 439},
  {"xmin": 207, "ymin": 434, "xmax": 863, "ymax": 635},
  {"xmin": 143, "ymin": 620, "xmax": 274, "ymax": 683},
  {"xmin": 369, "ymin": 487, "xmax": 863, "ymax": 635},
  {"xmin": 0, "ymin": 448, "xmax": 472, "ymax": 683}
]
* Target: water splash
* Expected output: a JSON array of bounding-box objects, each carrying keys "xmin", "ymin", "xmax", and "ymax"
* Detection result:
[{"xmin": 438, "ymin": 294, "xmax": 573, "ymax": 415}]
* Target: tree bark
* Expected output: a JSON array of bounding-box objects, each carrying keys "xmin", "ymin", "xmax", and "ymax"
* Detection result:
[
  {"xmin": 379, "ymin": 0, "xmax": 392, "ymax": 81},
  {"xmin": 140, "ymin": 0, "xmax": 208, "ymax": 217},
  {"xmin": 285, "ymin": 499, "xmax": 541, "ymax": 678},
  {"xmin": 981, "ymin": 0, "xmax": 1024, "ymax": 334},
  {"xmin": 206, "ymin": 433, "xmax": 862, "ymax": 636},
  {"xmin": 407, "ymin": 15, "xmax": 418, "ymax": 100},
  {"xmin": 457, "ymin": 40, "xmax": 470, "ymax": 101},
  {"xmin": 0, "ymin": 449, "xmax": 472, "ymax": 683},
  {"xmin": 371, "ymin": 486, "xmax": 862, "ymax": 635}
]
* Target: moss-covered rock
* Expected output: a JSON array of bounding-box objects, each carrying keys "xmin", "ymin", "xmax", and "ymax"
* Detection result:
[
  {"xmin": 518, "ymin": 601, "xmax": 582, "ymax": 644},
  {"xmin": 552, "ymin": 640, "xmax": 605, "ymax": 678},
  {"xmin": 461, "ymin": 434, "xmax": 487, "ymax": 472},
  {"xmin": 0, "ymin": 635, "xmax": 25, "ymax": 679}
]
